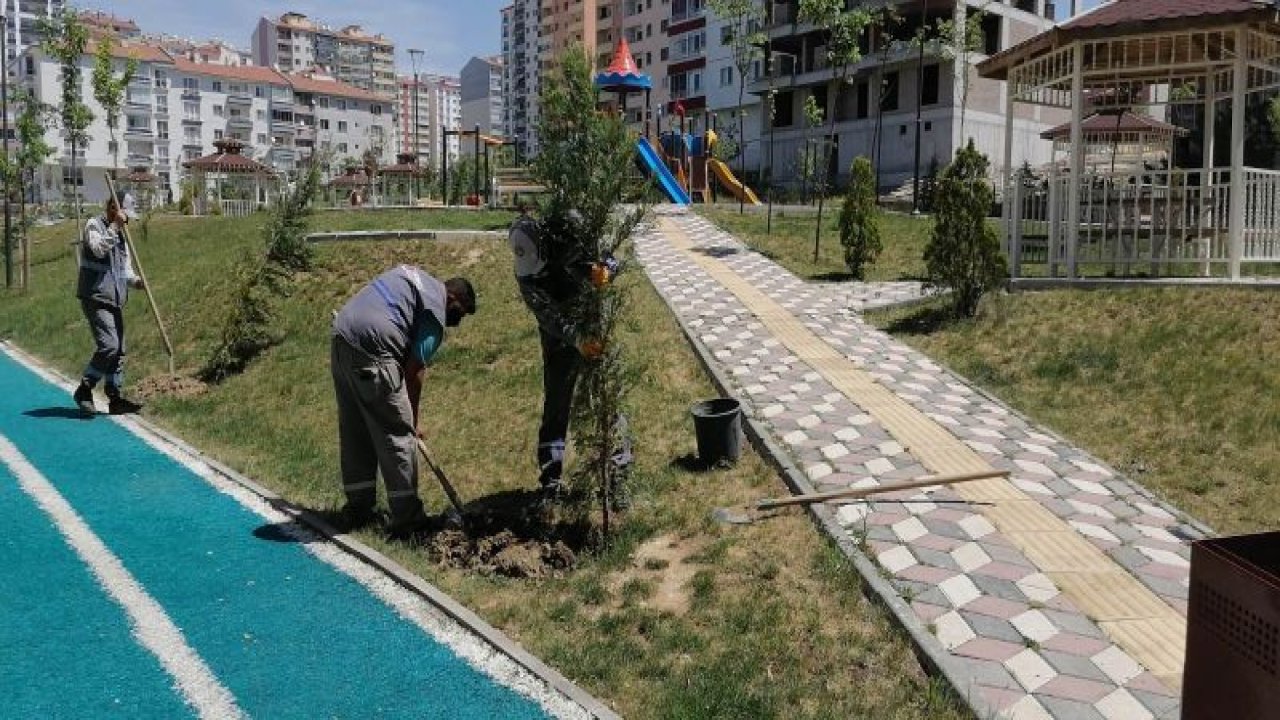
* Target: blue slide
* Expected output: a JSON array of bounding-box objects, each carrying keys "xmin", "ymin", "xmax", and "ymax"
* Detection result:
[{"xmin": 636, "ymin": 138, "xmax": 691, "ymax": 205}]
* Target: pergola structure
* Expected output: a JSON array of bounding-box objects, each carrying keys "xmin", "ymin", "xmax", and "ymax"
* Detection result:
[
  {"xmin": 979, "ymin": 0, "xmax": 1280, "ymax": 280},
  {"xmin": 329, "ymin": 167, "xmax": 373, "ymax": 207},
  {"xmin": 122, "ymin": 166, "xmax": 159, "ymax": 213},
  {"xmin": 379, "ymin": 153, "xmax": 427, "ymax": 207},
  {"xmin": 182, "ymin": 139, "xmax": 273, "ymax": 218}
]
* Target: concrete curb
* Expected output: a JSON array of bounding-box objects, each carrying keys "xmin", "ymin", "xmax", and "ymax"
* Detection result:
[
  {"xmin": 0, "ymin": 340, "xmax": 621, "ymax": 720},
  {"xmin": 641, "ymin": 267, "xmax": 996, "ymax": 720},
  {"xmin": 1010, "ymin": 277, "xmax": 1280, "ymax": 290},
  {"xmin": 306, "ymin": 230, "xmax": 506, "ymax": 243}
]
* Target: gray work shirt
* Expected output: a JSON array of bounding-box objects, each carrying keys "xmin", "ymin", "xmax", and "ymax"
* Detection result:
[
  {"xmin": 333, "ymin": 265, "xmax": 448, "ymax": 364},
  {"xmin": 76, "ymin": 215, "xmax": 136, "ymax": 308}
]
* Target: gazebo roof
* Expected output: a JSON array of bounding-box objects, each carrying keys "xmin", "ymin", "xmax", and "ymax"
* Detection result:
[
  {"xmin": 978, "ymin": 0, "xmax": 1275, "ymax": 80},
  {"xmin": 1040, "ymin": 110, "xmax": 1189, "ymax": 141},
  {"xmin": 182, "ymin": 139, "xmax": 271, "ymax": 174},
  {"xmin": 330, "ymin": 170, "xmax": 372, "ymax": 187},
  {"xmin": 124, "ymin": 167, "xmax": 157, "ymax": 183},
  {"xmin": 595, "ymin": 39, "xmax": 652, "ymax": 92}
]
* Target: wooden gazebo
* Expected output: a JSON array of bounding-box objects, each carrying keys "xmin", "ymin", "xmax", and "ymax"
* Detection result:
[
  {"xmin": 379, "ymin": 153, "xmax": 427, "ymax": 206},
  {"xmin": 122, "ymin": 166, "xmax": 159, "ymax": 213},
  {"xmin": 980, "ymin": 0, "xmax": 1280, "ymax": 280},
  {"xmin": 328, "ymin": 167, "xmax": 373, "ymax": 207},
  {"xmin": 181, "ymin": 139, "xmax": 273, "ymax": 217}
]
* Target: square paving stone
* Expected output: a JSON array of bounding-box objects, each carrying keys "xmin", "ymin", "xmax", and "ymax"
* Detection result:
[
  {"xmin": 1041, "ymin": 633, "xmax": 1114, "ymax": 658},
  {"xmin": 971, "ymin": 574, "xmax": 1031, "ymax": 604},
  {"xmin": 964, "ymin": 657, "xmax": 1023, "ymax": 691},
  {"xmin": 960, "ymin": 611, "xmax": 1027, "ymax": 644},
  {"xmin": 1041, "ymin": 649, "xmax": 1114, "ymax": 684},
  {"xmin": 1035, "ymin": 693, "xmax": 1107, "ymax": 720},
  {"xmin": 911, "ymin": 545, "xmax": 963, "ymax": 571}
]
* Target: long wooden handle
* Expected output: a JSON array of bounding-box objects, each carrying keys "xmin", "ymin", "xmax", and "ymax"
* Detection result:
[
  {"xmin": 755, "ymin": 469, "xmax": 1008, "ymax": 510},
  {"xmin": 415, "ymin": 438, "xmax": 466, "ymax": 514},
  {"xmin": 105, "ymin": 174, "xmax": 175, "ymax": 374}
]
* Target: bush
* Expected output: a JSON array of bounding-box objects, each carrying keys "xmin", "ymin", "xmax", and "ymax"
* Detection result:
[
  {"xmin": 923, "ymin": 140, "xmax": 1007, "ymax": 318},
  {"xmin": 265, "ymin": 162, "xmax": 321, "ymax": 272},
  {"xmin": 837, "ymin": 156, "xmax": 881, "ymax": 280}
]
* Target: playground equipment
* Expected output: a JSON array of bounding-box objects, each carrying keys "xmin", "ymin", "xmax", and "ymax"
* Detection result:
[{"xmin": 708, "ymin": 159, "xmax": 762, "ymax": 206}]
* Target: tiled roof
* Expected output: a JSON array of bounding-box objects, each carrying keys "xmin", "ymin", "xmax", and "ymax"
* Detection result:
[
  {"xmin": 86, "ymin": 39, "xmax": 174, "ymax": 65},
  {"xmin": 978, "ymin": 0, "xmax": 1273, "ymax": 80},
  {"xmin": 285, "ymin": 73, "xmax": 391, "ymax": 102},
  {"xmin": 170, "ymin": 57, "xmax": 289, "ymax": 86},
  {"xmin": 1041, "ymin": 110, "xmax": 1189, "ymax": 140}
]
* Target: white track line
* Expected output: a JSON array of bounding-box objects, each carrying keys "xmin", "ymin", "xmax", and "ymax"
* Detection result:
[{"xmin": 0, "ymin": 434, "xmax": 245, "ymax": 720}]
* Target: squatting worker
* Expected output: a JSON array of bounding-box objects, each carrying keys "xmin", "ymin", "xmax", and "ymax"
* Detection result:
[
  {"xmin": 330, "ymin": 265, "xmax": 476, "ymax": 534},
  {"xmin": 73, "ymin": 193, "xmax": 145, "ymax": 416},
  {"xmin": 508, "ymin": 207, "xmax": 613, "ymax": 501}
]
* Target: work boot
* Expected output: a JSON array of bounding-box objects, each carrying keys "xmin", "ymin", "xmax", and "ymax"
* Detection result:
[
  {"xmin": 107, "ymin": 396, "xmax": 144, "ymax": 415},
  {"xmin": 386, "ymin": 509, "xmax": 432, "ymax": 540},
  {"xmin": 338, "ymin": 503, "xmax": 378, "ymax": 531},
  {"xmin": 73, "ymin": 382, "xmax": 96, "ymax": 415}
]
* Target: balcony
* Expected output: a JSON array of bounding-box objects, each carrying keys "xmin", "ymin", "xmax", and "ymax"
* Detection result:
[
  {"xmin": 227, "ymin": 116, "xmax": 253, "ymax": 129},
  {"xmin": 227, "ymin": 92, "xmax": 253, "ymax": 106},
  {"xmin": 123, "ymin": 127, "xmax": 154, "ymax": 140},
  {"xmin": 270, "ymin": 120, "xmax": 296, "ymax": 135},
  {"xmin": 181, "ymin": 87, "xmax": 201, "ymax": 99},
  {"xmin": 670, "ymin": 3, "xmax": 705, "ymax": 23},
  {"xmin": 127, "ymin": 153, "xmax": 153, "ymax": 166},
  {"xmin": 182, "ymin": 115, "xmax": 203, "ymax": 125}
]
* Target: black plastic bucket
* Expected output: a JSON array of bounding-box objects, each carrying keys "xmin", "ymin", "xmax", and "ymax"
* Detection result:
[{"xmin": 691, "ymin": 398, "xmax": 743, "ymax": 467}]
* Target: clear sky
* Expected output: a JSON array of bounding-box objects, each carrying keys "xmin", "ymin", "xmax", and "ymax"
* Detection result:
[{"xmin": 90, "ymin": 1, "xmax": 510, "ymax": 77}]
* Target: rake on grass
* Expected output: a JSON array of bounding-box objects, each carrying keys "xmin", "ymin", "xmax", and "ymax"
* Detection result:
[
  {"xmin": 712, "ymin": 468, "xmax": 1009, "ymax": 525},
  {"xmin": 104, "ymin": 173, "xmax": 175, "ymax": 374},
  {"xmin": 416, "ymin": 437, "xmax": 468, "ymax": 522}
]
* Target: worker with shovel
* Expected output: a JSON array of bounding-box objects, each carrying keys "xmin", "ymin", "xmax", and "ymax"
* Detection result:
[
  {"xmin": 330, "ymin": 265, "xmax": 476, "ymax": 535},
  {"xmin": 73, "ymin": 192, "xmax": 146, "ymax": 416}
]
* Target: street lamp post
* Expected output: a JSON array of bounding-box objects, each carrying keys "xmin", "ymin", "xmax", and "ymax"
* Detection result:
[
  {"xmin": 912, "ymin": 0, "xmax": 929, "ymax": 215},
  {"xmin": 408, "ymin": 48, "xmax": 424, "ymax": 202}
]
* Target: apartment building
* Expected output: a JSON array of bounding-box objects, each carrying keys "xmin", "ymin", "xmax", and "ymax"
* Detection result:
[
  {"xmin": 3, "ymin": 0, "xmax": 65, "ymax": 63},
  {"xmin": 459, "ymin": 55, "xmax": 504, "ymax": 141},
  {"xmin": 22, "ymin": 38, "xmax": 394, "ymax": 205},
  {"xmin": 399, "ymin": 73, "xmax": 461, "ymax": 169},
  {"xmin": 80, "ymin": 9, "xmax": 141, "ymax": 41},
  {"xmin": 252, "ymin": 12, "xmax": 396, "ymax": 97},
  {"xmin": 502, "ymin": 0, "xmax": 541, "ymax": 158},
  {"xmin": 753, "ymin": 0, "xmax": 1059, "ymax": 191},
  {"xmin": 539, "ymin": 0, "xmax": 605, "ymax": 76}
]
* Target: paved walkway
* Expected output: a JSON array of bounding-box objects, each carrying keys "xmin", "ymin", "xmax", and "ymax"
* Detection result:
[{"xmin": 636, "ymin": 208, "xmax": 1201, "ymax": 720}]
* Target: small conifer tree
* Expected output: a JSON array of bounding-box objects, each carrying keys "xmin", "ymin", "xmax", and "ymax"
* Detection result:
[
  {"xmin": 924, "ymin": 141, "xmax": 1006, "ymax": 317},
  {"xmin": 838, "ymin": 157, "xmax": 881, "ymax": 280}
]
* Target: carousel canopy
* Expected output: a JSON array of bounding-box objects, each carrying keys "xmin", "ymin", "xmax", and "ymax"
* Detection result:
[
  {"xmin": 1041, "ymin": 110, "xmax": 1189, "ymax": 141},
  {"xmin": 182, "ymin": 139, "xmax": 271, "ymax": 174},
  {"xmin": 595, "ymin": 38, "xmax": 652, "ymax": 92}
]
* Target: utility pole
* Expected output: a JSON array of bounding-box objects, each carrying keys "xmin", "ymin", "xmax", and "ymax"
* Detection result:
[
  {"xmin": 2, "ymin": 12, "xmax": 11, "ymax": 288},
  {"xmin": 408, "ymin": 48, "xmax": 423, "ymax": 202},
  {"xmin": 912, "ymin": 0, "xmax": 929, "ymax": 215}
]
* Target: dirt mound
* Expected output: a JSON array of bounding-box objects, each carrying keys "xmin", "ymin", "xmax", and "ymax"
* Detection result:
[
  {"xmin": 422, "ymin": 489, "xmax": 589, "ymax": 579},
  {"xmin": 135, "ymin": 374, "xmax": 209, "ymax": 400}
]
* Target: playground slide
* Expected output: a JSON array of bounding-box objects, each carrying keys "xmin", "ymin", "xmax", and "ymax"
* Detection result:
[
  {"xmin": 636, "ymin": 138, "xmax": 691, "ymax": 205},
  {"xmin": 708, "ymin": 158, "xmax": 762, "ymax": 205}
]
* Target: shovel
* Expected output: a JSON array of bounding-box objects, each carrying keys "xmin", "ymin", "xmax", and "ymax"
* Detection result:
[
  {"xmin": 416, "ymin": 437, "xmax": 468, "ymax": 524},
  {"xmin": 712, "ymin": 468, "xmax": 1008, "ymax": 525}
]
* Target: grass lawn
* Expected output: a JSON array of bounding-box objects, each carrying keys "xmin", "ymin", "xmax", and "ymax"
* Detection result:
[
  {"xmin": 0, "ymin": 210, "xmax": 968, "ymax": 719},
  {"xmin": 870, "ymin": 291, "xmax": 1280, "ymax": 535},
  {"xmin": 699, "ymin": 204, "xmax": 932, "ymax": 282}
]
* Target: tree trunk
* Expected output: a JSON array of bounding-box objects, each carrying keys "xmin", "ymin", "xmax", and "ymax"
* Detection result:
[
  {"xmin": 20, "ymin": 172, "xmax": 28, "ymax": 291},
  {"xmin": 737, "ymin": 82, "xmax": 746, "ymax": 214},
  {"xmin": 813, "ymin": 80, "xmax": 839, "ymax": 263}
]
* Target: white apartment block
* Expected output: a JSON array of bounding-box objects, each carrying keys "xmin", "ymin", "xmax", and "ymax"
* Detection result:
[
  {"xmin": 252, "ymin": 12, "xmax": 396, "ymax": 98},
  {"xmin": 501, "ymin": 0, "xmax": 540, "ymax": 158},
  {"xmin": 459, "ymin": 55, "xmax": 504, "ymax": 142},
  {"xmin": 399, "ymin": 74, "xmax": 460, "ymax": 169},
  {"xmin": 3, "ymin": 0, "xmax": 64, "ymax": 63},
  {"xmin": 22, "ymin": 38, "xmax": 394, "ymax": 206}
]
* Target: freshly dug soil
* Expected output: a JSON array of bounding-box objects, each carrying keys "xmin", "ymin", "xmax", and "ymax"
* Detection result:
[
  {"xmin": 422, "ymin": 488, "xmax": 589, "ymax": 579},
  {"xmin": 135, "ymin": 374, "xmax": 209, "ymax": 401}
]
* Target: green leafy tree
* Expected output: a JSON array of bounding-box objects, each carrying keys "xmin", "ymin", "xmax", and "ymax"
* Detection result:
[
  {"xmin": 934, "ymin": 3, "xmax": 987, "ymax": 141},
  {"xmin": 91, "ymin": 38, "xmax": 138, "ymax": 173},
  {"xmin": 799, "ymin": 94, "xmax": 824, "ymax": 204},
  {"xmin": 798, "ymin": 0, "xmax": 874, "ymax": 261},
  {"xmin": 40, "ymin": 10, "xmax": 93, "ymax": 219},
  {"xmin": 532, "ymin": 46, "xmax": 646, "ymax": 537},
  {"xmin": 924, "ymin": 140, "xmax": 1006, "ymax": 317},
  {"xmin": 709, "ymin": 0, "xmax": 766, "ymax": 213},
  {"xmin": 838, "ymin": 156, "xmax": 881, "ymax": 279},
  {"xmin": 0, "ymin": 89, "xmax": 55, "ymax": 289}
]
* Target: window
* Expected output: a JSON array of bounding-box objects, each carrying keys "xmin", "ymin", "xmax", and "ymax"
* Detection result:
[
  {"xmin": 721, "ymin": 25, "xmax": 733, "ymax": 45},
  {"xmin": 773, "ymin": 90, "xmax": 794, "ymax": 127},
  {"xmin": 184, "ymin": 126, "xmax": 199, "ymax": 142},
  {"xmin": 856, "ymin": 81, "xmax": 869, "ymax": 119},
  {"xmin": 881, "ymin": 71, "xmax": 899, "ymax": 111},
  {"xmin": 719, "ymin": 67, "xmax": 733, "ymax": 87},
  {"xmin": 183, "ymin": 77, "xmax": 198, "ymax": 91},
  {"xmin": 62, "ymin": 165, "xmax": 84, "ymax": 187},
  {"xmin": 183, "ymin": 101, "xmax": 199, "ymax": 118},
  {"xmin": 255, "ymin": 86, "xmax": 265, "ymax": 98},
  {"xmin": 212, "ymin": 81, "xmax": 223, "ymax": 92},
  {"xmin": 213, "ymin": 104, "xmax": 224, "ymax": 117},
  {"xmin": 258, "ymin": 133, "xmax": 268, "ymax": 144},
  {"xmin": 338, "ymin": 99, "xmax": 347, "ymax": 110},
  {"xmin": 318, "ymin": 97, "xmax": 330, "ymax": 108},
  {"xmin": 320, "ymin": 119, "xmax": 330, "ymax": 130},
  {"xmin": 921, "ymin": 64, "xmax": 940, "ymax": 106},
  {"xmin": 157, "ymin": 121, "xmax": 169, "ymax": 140},
  {"xmin": 371, "ymin": 104, "xmax": 382, "ymax": 116},
  {"xmin": 214, "ymin": 129, "xmax": 224, "ymax": 140},
  {"xmin": 257, "ymin": 109, "xmax": 266, "ymax": 121},
  {"xmin": 337, "ymin": 142, "xmax": 348, "ymax": 153}
]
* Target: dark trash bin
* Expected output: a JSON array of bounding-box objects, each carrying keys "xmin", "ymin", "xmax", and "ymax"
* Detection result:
[
  {"xmin": 690, "ymin": 398, "xmax": 743, "ymax": 467},
  {"xmin": 1183, "ymin": 530, "xmax": 1280, "ymax": 720}
]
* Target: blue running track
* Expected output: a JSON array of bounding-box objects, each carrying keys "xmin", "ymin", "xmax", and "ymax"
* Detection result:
[{"xmin": 0, "ymin": 350, "xmax": 555, "ymax": 719}]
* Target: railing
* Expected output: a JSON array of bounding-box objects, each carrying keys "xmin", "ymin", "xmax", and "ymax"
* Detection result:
[
  {"xmin": 671, "ymin": 3, "xmax": 705, "ymax": 23},
  {"xmin": 1243, "ymin": 168, "xmax": 1280, "ymax": 261},
  {"xmin": 220, "ymin": 200, "xmax": 255, "ymax": 218}
]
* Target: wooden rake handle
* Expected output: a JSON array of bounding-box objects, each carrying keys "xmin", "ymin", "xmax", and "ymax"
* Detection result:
[
  {"xmin": 415, "ymin": 437, "xmax": 467, "ymax": 515},
  {"xmin": 104, "ymin": 174, "xmax": 175, "ymax": 374},
  {"xmin": 755, "ymin": 469, "xmax": 1009, "ymax": 511}
]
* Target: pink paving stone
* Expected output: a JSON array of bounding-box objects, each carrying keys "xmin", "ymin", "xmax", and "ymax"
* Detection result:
[
  {"xmin": 1125, "ymin": 671, "xmax": 1178, "ymax": 697},
  {"xmin": 971, "ymin": 561, "xmax": 1035, "ymax": 582},
  {"xmin": 977, "ymin": 685, "xmax": 1024, "ymax": 711},
  {"xmin": 966, "ymin": 595, "xmax": 1030, "ymax": 620},
  {"xmin": 954, "ymin": 637, "xmax": 1026, "ymax": 662},
  {"xmin": 867, "ymin": 511, "xmax": 911, "ymax": 526},
  {"xmin": 1065, "ymin": 492, "xmax": 1111, "ymax": 507},
  {"xmin": 1036, "ymin": 675, "xmax": 1115, "ymax": 704},
  {"xmin": 1041, "ymin": 633, "xmax": 1113, "ymax": 657},
  {"xmin": 866, "ymin": 540, "xmax": 899, "ymax": 555},
  {"xmin": 924, "ymin": 507, "xmax": 973, "ymax": 523},
  {"xmin": 897, "ymin": 564, "xmax": 957, "ymax": 584},
  {"xmin": 913, "ymin": 533, "xmax": 966, "ymax": 552},
  {"xmin": 1044, "ymin": 594, "xmax": 1081, "ymax": 613},
  {"xmin": 1140, "ymin": 562, "xmax": 1191, "ymax": 580},
  {"xmin": 979, "ymin": 533, "xmax": 1016, "ymax": 548},
  {"xmin": 1086, "ymin": 537, "xmax": 1122, "ymax": 552},
  {"xmin": 911, "ymin": 600, "xmax": 950, "ymax": 623}
]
